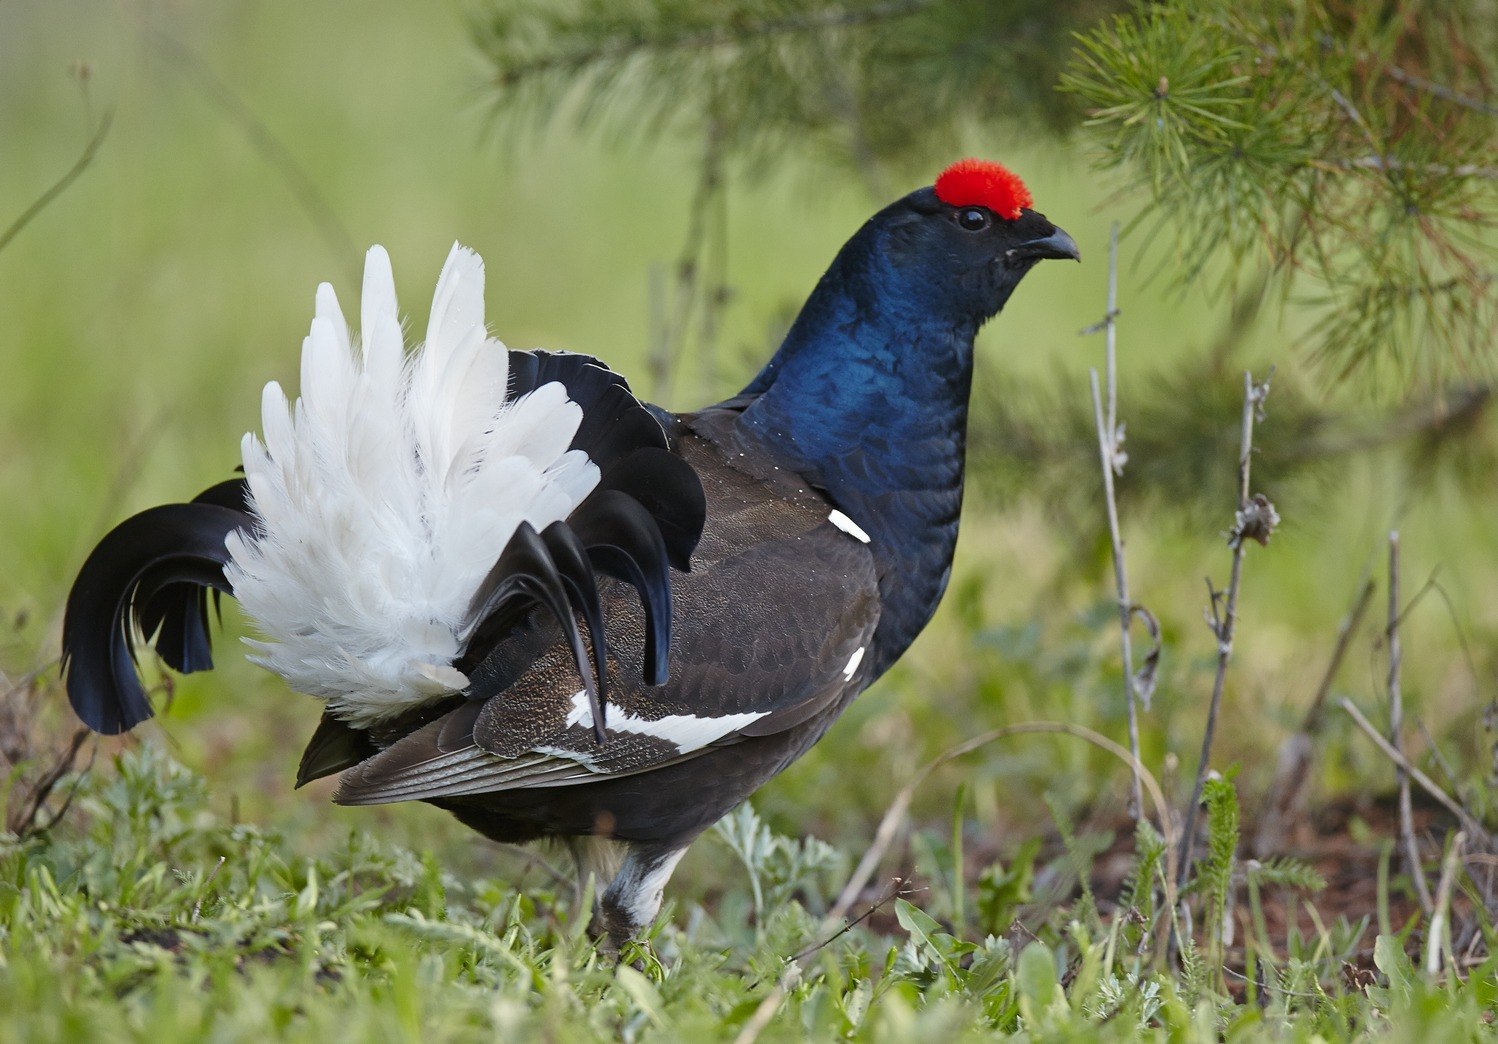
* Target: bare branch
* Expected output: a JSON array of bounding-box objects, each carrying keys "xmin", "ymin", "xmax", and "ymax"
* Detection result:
[
  {"xmin": 646, "ymin": 113, "xmax": 730, "ymax": 401},
  {"xmin": 1306, "ymin": 576, "xmax": 1377, "ymax": 734},
  {"xmin": 1179, "ymin": 370, "xmax": 1274, "ymax": 888},
  {"xmin": 1383, "ymin": 65, "xmax": 1498, "ymax": 117},
  {"xmin": 1253, "ymin": 575, "xmax": 1375, "ymax": 857},
  {"xmin": 1339, "ymin": 697, "xmax": 1491, "ymax": 847},
  {"xmin": 789, "ymin": 874, "xmax": 910, "ymax": 965},
  {"xmin": 6, "ymin": 728, "xmax": 89, "ymax": 837},
  {"xmin": 1086, "ymin": 222, "xmax": 1146, "ymax": 819}
]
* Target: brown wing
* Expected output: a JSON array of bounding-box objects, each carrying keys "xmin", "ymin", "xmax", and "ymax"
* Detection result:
[{"xmin": 332, "ymin": 427, "xmax": 880, "ymax": 807}]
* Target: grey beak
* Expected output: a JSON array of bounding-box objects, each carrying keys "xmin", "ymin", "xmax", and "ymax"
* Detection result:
[{"xmin": 1009, "ymin": 226, "xmax": 1081, "ymax": 262}]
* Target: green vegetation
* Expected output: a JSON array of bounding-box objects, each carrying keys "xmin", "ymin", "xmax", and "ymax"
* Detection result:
[
  {"xmin": 4, "ymin": 747, "xmax": 1494, "ymax": 1041},
  {"xmin": 2, "ymin": 0, "xmax": 1495, "ymax": 1039}
]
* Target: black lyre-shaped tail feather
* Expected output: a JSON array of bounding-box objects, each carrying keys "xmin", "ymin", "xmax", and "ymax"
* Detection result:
[
  {"xmin": 62, "ymin": 497, "xmax": 252, "ymax": 734},
  {"xmin": 454, "ymin": 352, "xmax": 707, "ymax": 731},
  {"xmin": 462, "ymin": 522, "xmax": 609, "ymax": 742},
  {"xmin": 135, "ymin": 478, "xmax": 250, "ymax": 675},
  {"xmin": 568, "ymin": 490, "xmax": 675, "ymax": 686}
]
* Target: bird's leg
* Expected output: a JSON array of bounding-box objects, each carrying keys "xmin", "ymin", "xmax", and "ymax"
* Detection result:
[
  {"xmin": 562, "ymin": 836, "xmax": 621, "ymax": 930},
  {"xmin": 596, "ymin": 842, "xmax": 689, "ymax": 952},
  {"xmin": 559, "ymin": 838, "xmax": 585, "ymax": 912}
]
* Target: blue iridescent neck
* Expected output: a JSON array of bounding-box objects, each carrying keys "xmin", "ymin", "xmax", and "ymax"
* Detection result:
[{"xmin": 732, "ymin": 234, "xmax": 980, "ymax": 672}]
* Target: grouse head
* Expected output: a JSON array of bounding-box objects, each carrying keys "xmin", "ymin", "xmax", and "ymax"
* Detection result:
[{"xmin": 859, "ymin": 158, "xmax": 1080, "ymax": 329}]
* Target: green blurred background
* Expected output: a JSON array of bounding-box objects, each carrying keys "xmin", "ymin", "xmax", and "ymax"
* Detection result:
[{"xmin": 3, "ymin": 2, "xmax": 1493, "ymax": 892}]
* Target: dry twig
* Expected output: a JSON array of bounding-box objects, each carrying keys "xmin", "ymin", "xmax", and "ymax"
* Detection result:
[
  {"xmin": 1178, "ymin": 370, "xmax": 1276, "ymax": 887},
  {"xmin": 1084, "ymin": 222, "xmax": 1147, "ymax": 819},
  {"xmin": 789, "ymin": 875, "xmax": 911, "ymax": 965},
  {"xmin": 1338, "ymin": 697, "xmax": 1491, "ymax": 847},
  {"xmin": 735, "ymin": 721, "xmax": 1177, "ymax": 1044},
  {"xmin": 2, "ymin": 665, "xmax": 93, "ymax": 838},
  {"xmin": 828, "ymin": 720, "xmax": 1177, "ymax": 930},
  {"xmin": 646, "ymin": 114, "xmax": 730, "ymax": 401}
]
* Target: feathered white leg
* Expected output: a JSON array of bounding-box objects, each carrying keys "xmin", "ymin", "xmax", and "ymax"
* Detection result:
[{"xmin": 595, "ymin": 843, "xmax": 689, "ymax": 952}]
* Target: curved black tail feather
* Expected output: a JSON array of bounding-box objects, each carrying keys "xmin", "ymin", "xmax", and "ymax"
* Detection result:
[
  {"xmin": 463, "ymin": 522, "xmax": 608, "ymax": 742},
  {"xmin": 569, "ymin": 490, "xmax": 675, "ymax": 686},
  {"xmin": 465, "ymin": 350, "xmax": 705, "ymax": 701},
  {"xmin": 136, "ymin": 479, "xmax": 250, "ymax": 674},
  {"xmin": 62, "ymin": 501, "xmax": 250, "ymax": 734}
]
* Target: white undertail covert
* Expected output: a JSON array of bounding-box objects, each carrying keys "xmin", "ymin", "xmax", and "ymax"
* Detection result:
[{"xmin": 225, "ymin": 244, "xmax": 600, "ymax": 727}]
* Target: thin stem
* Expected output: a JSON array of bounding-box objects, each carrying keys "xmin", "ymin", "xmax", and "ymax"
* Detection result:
[
  {"xmin": 1087, "ymin": 223, "xmax": 1144, "ymax": 819},
  {"xmin": 1426, "ymin": 832, "xmax": 1466, "ymax": 978},
  {"xmin": 738, "ymin": 717, "xmax": 1175, "ymax": 1044},
  {"xmin": 827, "ymin": 720, "xmax": 1177, "ymax": 932},
  {"xmin": 1303, "ymin": 576, "xmax": 1377, "ymax": 734},
  {"xmin": 0, "ymin": 112, "xmax": 112, "ymax": 256},
  {"xmin": 789, "ymin": 875, "xmax": 909, "ymax": 965},
  {"xmin": 652, "ymin": 114, "xmax": 726, "ymax": 402},
  {"xmin": 1339, "ymin": 697, "xmax": 1490, "ymax": 845},
  {"xmin": 1253, "ymin": 575, "xmax": 1375, "ymax": 856},
  {"xmin": 1388, "ymin": 531, "xmax": 1434, "ymax": 913},
  {"xmin": 1105, "ymin": 223, "xmax": 1120, "ymax": 440},
  {"xmin": 647, "ymin": 263, "xmax": 670, "ymax": 398},
  {"xmin": 1178, "ymin": 371, "xmax": 1260, "ymax": 889}
]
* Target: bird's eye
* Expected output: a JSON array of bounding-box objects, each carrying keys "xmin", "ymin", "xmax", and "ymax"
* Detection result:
[{"xmin": 955, "ymin": 207, "xmax": 990, "ymax": 231}]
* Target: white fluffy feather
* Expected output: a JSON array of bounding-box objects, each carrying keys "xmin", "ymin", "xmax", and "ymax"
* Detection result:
[{"xmin": 224, "ymin": 243, "xmax": 600, "ymax": 727}]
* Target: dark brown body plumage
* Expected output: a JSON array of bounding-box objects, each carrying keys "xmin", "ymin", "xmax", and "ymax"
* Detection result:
[{"xmin": 340, "ymin": 406, "xmax": 881, "ymax": 852}]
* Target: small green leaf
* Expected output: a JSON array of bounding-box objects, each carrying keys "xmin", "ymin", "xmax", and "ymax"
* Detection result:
[
  {"xmin": 1016, "ymin": 941, "xmax": 1057, "ymax": 1007},
  {"xmin": 613, "ymin": 964, "xmax": 665, "ymax": 1027},
  {"xmin": 894, "ymin": 898, "xmax": 942, "ymax": 947},
  {"xmin": 1374, "ymin": 934, "xmax": 1415, "ymax": 1003},
  {"xmin": 294, "ymin": 863, "xmax": 318, "ymax": 918}
]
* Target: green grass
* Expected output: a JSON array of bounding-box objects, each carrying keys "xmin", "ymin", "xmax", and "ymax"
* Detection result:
[
  {"xmin": 3, "ymin": 746, "xmax": 1494, "ymax": 1043},
  {"xmin": 2, "ymin": 2, "xmax": 1496, "ymax": 1039}
]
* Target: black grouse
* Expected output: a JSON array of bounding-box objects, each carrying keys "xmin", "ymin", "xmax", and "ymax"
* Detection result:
[{"xmin": 62, "ymin": 158, "xmax": 1078, "ymax": 947}]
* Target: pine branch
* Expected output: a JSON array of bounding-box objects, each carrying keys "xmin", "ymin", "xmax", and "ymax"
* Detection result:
[
  {"xmin": 1062, "ymin": 0, "xmax": 1498, "ymax": 380},
  {"xmin": 484, "ymin": 0, "xmax": 934, "ymax": 87},
  {"xmin": 476, "ymin": 0, "xmax": 1122, "ymax": 175},
  {"xmin": 1383, "ymin": 65, "xmax": 1498, "ymax": 117}
]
